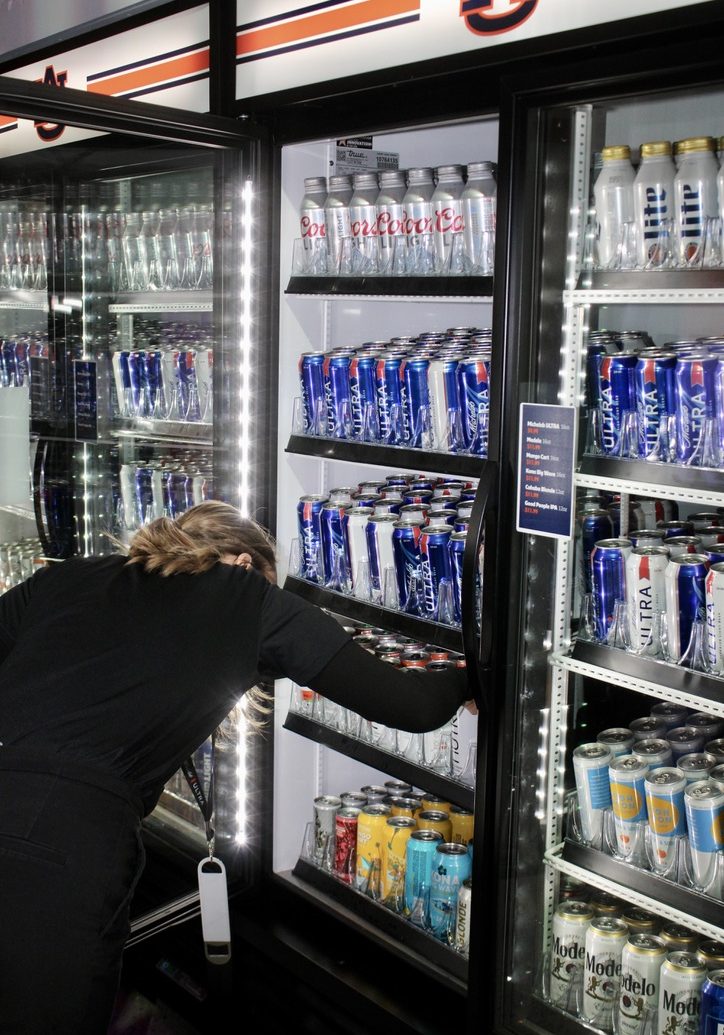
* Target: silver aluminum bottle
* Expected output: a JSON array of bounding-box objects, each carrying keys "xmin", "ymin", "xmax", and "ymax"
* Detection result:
[
  {"xmin": 582, "ymin": 916, "xmax": 629, "ymax": 1031},
  {"xmin": 402, "ymin": 167, "xmax": 434, "ymax": 244},
  {"xmin": 299, "ymin": 176, "xmax": 327, "ymax": 251},
  {"xmin": 550, "ymin": 900, "xmax": 594, "ymax": 1008},
  {"xmin": 462, "ymin": 160, "xmax": 496, "ymax": 271},
  {"xmin": 617, "ymin": 934, "xmax": 667, "ymax": 1035},
  {"xmin": 673, "ymin": 136, "xmax": 719, "ymax": 266},
  {"xmin": 324, "ymin": 174, "xmax": 352, "ymax": 271},
  {"xmin": 633, "ymin": 141, "xmax": 676, "ymax": 267},
  {"xmin": 658, "ymin": 951, "xmax": 706, "ymax": 1033},
  {"xmin": 375, "ymin": 169, "xmax": 407, "ymax": 262},
  {"xmin": 593, "ymin": 144, "xmax": 635, "ymax": 269},
  {"xmin": 349, "ymin": 171, "xmax": 379, "ymax": 249},
  {"xmin": 431, "ymin": 164, "xmax": 465, "ymax": 270}
]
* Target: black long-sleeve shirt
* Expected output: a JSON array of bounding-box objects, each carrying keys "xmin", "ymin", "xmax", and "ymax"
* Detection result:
[{"xmin": 0, "ymin": 556, "xmax": 469, "ymax": 813}]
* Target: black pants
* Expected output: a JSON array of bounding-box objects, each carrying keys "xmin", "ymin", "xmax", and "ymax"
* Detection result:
[{"xmin": 0, "ymin": 753, "xmax": 145, "ymax": 1035}]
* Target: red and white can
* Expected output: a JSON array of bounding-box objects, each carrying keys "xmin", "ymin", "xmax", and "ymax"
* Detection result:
[
  {"xmin": 349, "ymin": 172, "xmax": 379, "ymax": 261},
  {"xmin": 432, "ymin": 164, "xmax": 465, "ymax": 270},
  {"xmin": 334, "ymin": 806, "xmax": 361, "ymax": 883},
  {"xmin": 706, "ymin": 561, "xmax": 724, "ymax": 674},
  {"xmin": 375, "ymin": 169, "xmax": 406, "ymax": 262},
  {"xmin": 299, "ymin": 176, "xmax": 327, "ymax": 250},
  {"xmin": 625, "ymin": 546, "xmax": 669, "ymax": 651}
]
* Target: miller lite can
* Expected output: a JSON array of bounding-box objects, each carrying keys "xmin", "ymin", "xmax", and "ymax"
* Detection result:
[
  {"xmin": 633, "ymin": 141, "xmax": 676, "ymax": 268},
  {"xmin": 705, "ymin": 561, "xmax": 724, "ymax": 674},
  {"xmin": 549, "ymin": 900, "xmax": 593, "ymax": 1009},
  {"xmin": 674, "ymin": 136, "xmax": 719, "ymax": 267}
]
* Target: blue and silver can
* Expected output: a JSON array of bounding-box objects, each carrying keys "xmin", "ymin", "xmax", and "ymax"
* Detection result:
[
  {"xmin": 598, "ymin": 353, "xmax": 637, "ymax": 455},
  {"xmin": 586, "ymin": 340, "xmax": 609, "ymax": 409},
  {"xmin": 590, "ymin": 537, "xmax": 633, "ymax": 642},
  {"xmin": 674, "ymin": 354, "xmax": 717, "ymax": 464},
  {"xmin": 457, "ymin": 355, "xmax": 491, "ymax": 456},
  {"xmin": 323, "ymin": 353, "xmax": 352, "ymax": 439},
  {"xmin": 635, "ymin": 351, "xmax": 676, "ymax": 458},
  {"xmin": 633, "ymin": 738, "xmax": 674, "ymax": 770},
  {"xmin": 644, "ymin": 767, "xmax": 687, "ymax": 873},
  {"xmin": 700, "ymin": 970, "xmax": 724, "ymax": 1033},
  {"xmin": 572, "ymin": 743, "xmax": 613, "ymax": 846},
  {"xmin": 320, "ymin": 502, "xmax": 350, "ymax": 588},
  {"xmin": 429, "ymin": 843, "xmax": 473, "ymax": 940},
  {"xmin": 349, "ymin": 354, "xmax": 378, "ymax": 440},
  {"xmin": 664, "ymin": 553, "xmax": 710, "ymax": 661},
  {"xmin": 684, "ymin": 780, "xmax": 724, "ymax": 890},
  {"xmin": 580, "ymin": 509, "xmax": 615, "ymax": 594},
  {"xmin": 418, "ymin": 524, "xmax": 452, "ymax": 619},
  {"xmin": 392, "ymin": 521, "xmax": 422, "ymax": 611},
  {"xmin": 401, "ymin": 356, "xmax": 431, "ymax": 447},
  {"xmin": 297, "ymin": 494, "xmax": 328, "ymax": 582},
  {"xmin": 298, "ymin": 351, "xmax": 326, "ymax": 434},
  {"xmin": 375, "ymin": 353, "xmax": 404, "ymax": 444},
  {"xmin": 404, "ymin": 828, "xmax": 444, "ymax": 920},
  {"xmin": 450, "ymin": 530, "xmax": 466, "ymax": 624},
  {"xmin": 659, "ymin": 519, "xmax": 696, "ymax": 539},
  {"xmin": 609, "ymin": 754, "xmax": 649, "ymax": 860}
]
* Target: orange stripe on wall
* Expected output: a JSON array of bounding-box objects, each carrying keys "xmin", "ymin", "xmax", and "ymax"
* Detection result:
[
  {"xmin": 237, "ymin": 0, "xmax": 419, "ymax": 56},
  {"xmin": 0, "ymin": 115, "xmax": 17, "ymax": 127},
  {"xmin": 87, "ymin": 48, "xmax": 209, "ymax": 96}
]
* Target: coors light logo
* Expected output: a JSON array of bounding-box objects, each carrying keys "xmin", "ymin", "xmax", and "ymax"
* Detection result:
[{"xmin": 460, "ymin": 0, "xmax": 538, "ymax": 36}]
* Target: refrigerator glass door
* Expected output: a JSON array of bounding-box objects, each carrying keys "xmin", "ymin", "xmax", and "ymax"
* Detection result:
[{"xmin": 501, "ymin": 79, "xmax": 724, "ymax": 1034}]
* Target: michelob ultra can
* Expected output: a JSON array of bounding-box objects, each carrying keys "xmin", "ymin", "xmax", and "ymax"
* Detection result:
[
  {"xmin": 705, "ymin": 563, "xmax": 724, "ymax": 674},
  {"xmin": 665, "ymin": 554, "xmax": 710, "ymax": 662},
  {"xmin": 617, "ymin": 934, "xmax": 667, "ymax": 1035},
  {"xmin": 684, "ymin": 780, "xmax": 724, "ymax": 889},
  {"xmin": 645, "ymin": 767, "xmax": 687, "ymax": 872},
  {"xmin": 700, "ymin": 970, "xmax": 724, "ymax": 1032},
  {"xmin": 609, "ymin": 755, "xmax": 649, "ymax": 860},
  {"xmin": 658, "ymin": 952, "xmax": 706, "ymax": 1032},
  {"xmin": 582, "ymin": 916, "xmax": 628, "ymax": 1030},
  {"xmin": 625, "ymin": 546, "xmax": 669, "ymax": 651},
  {"xmin": 429, "ymin": 842, "xmax": 472, "ymax": 940},
  {"xmin": 381, "ymin": 816, "xmax": 416, "ymax": 900},
  {"xmin": 573, "ymin": 743, "xmax": 613, "ymax": 846},
  {"xmin": 549, "ymin": 900, "xmax": 594, "ymax": 1009}
]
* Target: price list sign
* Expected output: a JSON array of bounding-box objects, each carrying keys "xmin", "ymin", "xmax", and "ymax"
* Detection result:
[{"xmin": 516, "ymin": 403, "xmax": 577, "ymax": 540}]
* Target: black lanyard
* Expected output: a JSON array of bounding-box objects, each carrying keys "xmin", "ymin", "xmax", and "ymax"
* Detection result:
[{"xmin": 181, "ymin": 732, "xmax": 215, "ymax": 852}]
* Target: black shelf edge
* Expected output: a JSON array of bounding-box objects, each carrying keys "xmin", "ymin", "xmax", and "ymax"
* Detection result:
[
  {"xmin": 561, "ymin": 839, "xmax": 724, "ymax": 932},
  {"xmin": 575, "ymin": 270, "xmax": 724, "ymax": 291},
  {"xmin": 286, "ymin": 859, "xmax": 468, "ymax": 990},
  {"xmin": 283, "ymin": 711, "xmax": 475, "ymax": 811},
  {"xmin": 578, "ymin": 454, "xmax": 724, "ymax": 496},
  {"xmin": 524, "ymin": 996, "xmax": 598, "ymax": 1035},
  {"xmin": 570, "ymin": 639, "xmax": 724, "ymax": 706},
  {"xmin": 285, "ymin": 275, "xmax": 492, "ymax": 298},
  {"xmin": 285, "ymin": 434, "xmax": 487, "ymax": 477},
  {"xmin": 283, "ymin": 575, "xmax": 465, "ymax": 652}
]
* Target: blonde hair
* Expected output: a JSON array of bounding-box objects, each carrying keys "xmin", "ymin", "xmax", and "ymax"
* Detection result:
[{"xmin": 124, "ymin": 501, "xmax": 276, "ymax": 728}]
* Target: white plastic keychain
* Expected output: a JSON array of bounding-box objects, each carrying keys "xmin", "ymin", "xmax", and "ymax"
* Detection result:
[{"xmin": 197, "ymin": 853, "xmax": 231, "ymax": 965}]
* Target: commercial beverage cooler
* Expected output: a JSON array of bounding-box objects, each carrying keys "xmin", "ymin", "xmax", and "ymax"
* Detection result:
[
  {"xmin": 0, "ymin": 79, "xmax": 273, "ymax": 978},
  {"xmin": 493, "ymin": 29, "xmax": 724, "ymax": 1035}
]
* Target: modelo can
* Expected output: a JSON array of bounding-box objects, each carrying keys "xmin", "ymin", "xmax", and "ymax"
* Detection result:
[
  {"xmin": 572, "ymin": 743, "xmax": 613, "ymax": 846},
  {"xmin": 659, "ymin": 924, "xmax": 700, "ymax": 953},
  {"xmin": 621, "ymin": 907, "xmax": 660, "ymax": 934},
  {"xmin": 674, "ymin": 354, "xmax": 717, "ymax": 464},
  {"xmin": 355, "ymin": 803, "xmax": 391, "ymax": 894},
  {"xmin": 684, "ymin": 780, "xmax": 724, "ymax": 889},
  {"xmin": 381, "ymin": 815, "xmax": 417, "ymax": 900},
  {"xmin": 633, "ymin": 738, "xmax": 673, "ymax": 770},
  {"xmin": 706, "ymin": 562, "xmax": 724, "ymax": 674},
  {"xmin": 297, "ymin": 494, "xmax": 328, "ymax": 582},
  {"xmin": 644, "ymin": 767, "xmax": 687, "ymax": 872},
  {"xmin": 668, "ymin": 726, "xmax": 707, "ymax": 759},
  {"xmin": 665, "ymin": 554, "xmax": 710, "ymax": 662},
  {"xmin": 617, "ymin": 933, "xmax": 667, "ymax": 1035},
  {"xmin": 582, "ymin": 916, "xmax": 629, "ymax": 1030},
  {"xmin": 429, "ymin": 842, "xmax": 472, "ymax": 940},
  {"xmin": 625, "ymin": 546, "xmax": 669, "ymax": 651},
  {"xmin": 598, "ymin": 353, "xmax": 637, "ymax": 456},
  {"xmin": 609, "ymin": 754, "xmax": 649, "ymax": 860},
  {"xmin": 313, "ymin": 794, "xmax": 341, "ymax": 866},
  {"xmin": 404, "ymin": 828, "xmax": 444, "ymax": 918},
  {"xmin": 677, "ymin": 752, "xmax": 717, "ymax": 783},
  {"xmin": 455, "ymin": 877, "xmax": 473, "ymax": 955},
  {"xmin": 635, "ymin": 352, "xmax": 676, "ymax": 458},
  {"xmin": 334, "ymin": 806, "xmax": 361, "ymax": 884},
  {"xmin": 591, "ymin": 538, "xmax": 633, "ymax": 642},
  {"xmin": 658, "ymin": 951, "xmax": 706, "ymax": 1031},
  {"xmin": 597, "ymin": 728, "xmax": 635, "ymax": 757},
  {"xmin": 550, "ymin": 900, "xmax": 594, "ymax": 1009}
]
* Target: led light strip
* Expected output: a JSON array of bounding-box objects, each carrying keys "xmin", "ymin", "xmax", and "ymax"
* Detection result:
[{"xmin": 238, "ymin": 177, "xmax": 254, "ymax": 518}]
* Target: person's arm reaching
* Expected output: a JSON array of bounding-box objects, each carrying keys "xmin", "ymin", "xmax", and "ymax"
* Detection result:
[{"xmin": 306, "ymin": 639, "xmax": 470, "ymax": 733}]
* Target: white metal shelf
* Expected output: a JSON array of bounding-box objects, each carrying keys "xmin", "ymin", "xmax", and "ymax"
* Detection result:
[
  {"xmin": 565, "ymin": 288, "xmax": 724, "ymax": 305},
  {"xmin": 574, "ymin": 470, "xmax": 724, "ymax": 509},
  {"xmin": 545, "ymin": 843, "xmax": 724, "ymax": 943},
  {"xmin": 550, "ymin": 649, "xmax": 724, "ymax": 719},
  {"xmin": 108, "ymin": 290, "xmax": 213, "ymax": 314}
]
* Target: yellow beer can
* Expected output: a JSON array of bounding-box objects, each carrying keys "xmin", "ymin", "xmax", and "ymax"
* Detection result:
[
  {"xmin": 421, "ymin": 794, "xmax": 451, "ymax": 814},
  {"xmin": 390, "ymin": 796, "xmax": 422, "ymax": 818},
  {"xmin": 356, "ymin": 804, "xmax": 391, "ymax": 895},
  {"xmin": 381, "ymin": 816, "xmax": 417, "ymax": 900},
  {"xmin": 416, "ymin": 809, "xmax": 452, "ymax": 843},
  {"xmin": 449, "ymin": 805, "xmax": 475, "ymax": 846}
]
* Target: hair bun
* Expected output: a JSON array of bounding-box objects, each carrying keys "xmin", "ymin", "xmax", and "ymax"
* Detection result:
[{"xmin": 127, "ymin": 518, "xmax": 223, "ymax": 576}]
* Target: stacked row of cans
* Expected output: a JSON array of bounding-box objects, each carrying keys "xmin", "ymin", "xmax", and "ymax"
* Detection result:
[
  {"xmin": 298, "ymin": 326, "xmax": 491, "ymax": 454},
  {"xmin": 312, "ymin": 782, "xmax": 473, "ymax": 949},
  {"xmin": 119, "ymin": 452, "xmax": 213, "ymax": 531},
  {"xmin": 111, "ymin": 326, "xmax": 213, "ymax": 423},
  {"xmin": 574, "ymin": 705, "xmax": 724, "ymax": 876},
  {"xmin": 586, "ymin": 328, "xmax": 724, "ymax": 466},
  {"xmin": 549, "ymin": 883, "xmax": 724, "ymax": 1033},
  {"xmin": 299, "ymin": 162, "xmax": 496, "ymax": 276},
  {"xmin": 296, "ymin": 473, "xmax": 478, "ymax": 625}
]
